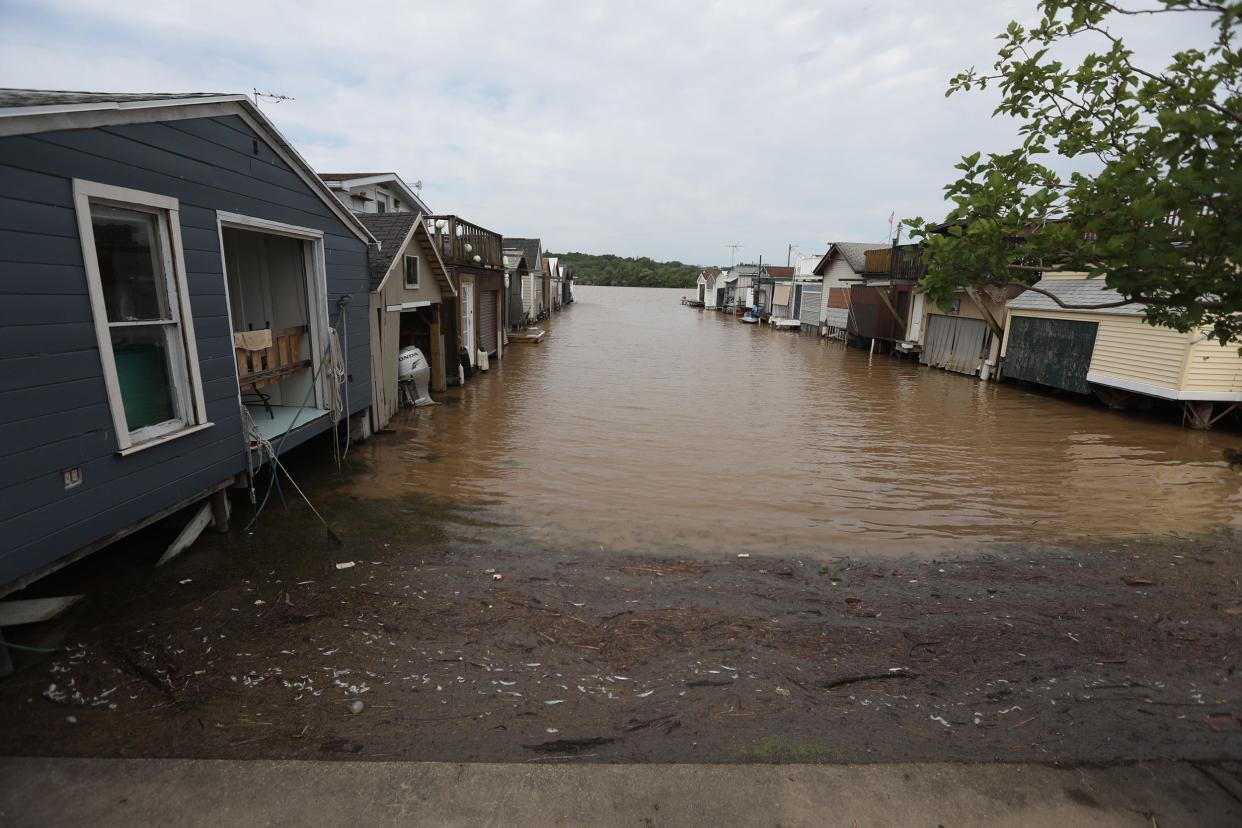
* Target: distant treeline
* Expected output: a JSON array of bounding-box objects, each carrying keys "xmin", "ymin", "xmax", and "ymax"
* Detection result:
[{"xmin": 549, "ymin": 252, "xmax": 700, "ymax": 289}]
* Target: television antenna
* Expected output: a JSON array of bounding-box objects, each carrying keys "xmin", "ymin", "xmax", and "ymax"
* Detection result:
[
  {"xmin": 726, "ymin": 242, "xmax": 743, "ymax": 268},
  {"xmin": 253, "ymin": 89, "xmax": 295, "ymax": 109}
]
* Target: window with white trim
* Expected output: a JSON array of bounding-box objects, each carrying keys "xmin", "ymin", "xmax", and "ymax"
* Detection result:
[
  {"xmin": 73, "ymin": 180, "xmax": 207, "ymax": 452},
  {"xmin": 404, "ymin": 254, "xmax": 420, "ymax": 289}
]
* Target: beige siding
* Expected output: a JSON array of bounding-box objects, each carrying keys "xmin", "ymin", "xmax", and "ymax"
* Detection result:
[
  {"xmin": 1091, "ymin": 315, "xmax": 1188, "ymax": 390},
  {"xmin": 370, "ymin": 236, "xmax": 444, "ymax": 430},
  {"xmin": 818, "ymin": 257, "xmax": 856, "ymax": 327},
  {"xmin": 1183, "ymin": 336, "xmax": 1242, "ymax": 393}
]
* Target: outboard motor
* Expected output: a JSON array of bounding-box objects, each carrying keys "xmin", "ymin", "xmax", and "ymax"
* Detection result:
[{"xmin": 397, "ymin": 346, "xmax": 433, "ymax": 406}]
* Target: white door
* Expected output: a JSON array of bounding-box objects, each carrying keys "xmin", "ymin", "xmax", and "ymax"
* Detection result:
[{"xmin": 462, "ymin": 281, "xmax": 475, "ymax": 366}]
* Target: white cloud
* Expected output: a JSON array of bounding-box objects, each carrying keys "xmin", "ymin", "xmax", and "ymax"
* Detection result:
[{"xmin": 0, "ymin": 0, "xmax": 1215, "ymax": 264}]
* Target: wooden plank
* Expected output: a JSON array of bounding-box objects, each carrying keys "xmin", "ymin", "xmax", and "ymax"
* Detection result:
[
  {"xmin": 155, "ymin": 501, "xmax": 214, "ymax": 567},
  {"xmin": 0, "ymin": 595, "xmax": 83, "ymax": 626}
]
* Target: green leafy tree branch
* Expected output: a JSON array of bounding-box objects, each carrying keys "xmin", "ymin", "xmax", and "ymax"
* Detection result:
[{"xmin": 907, "ymin": 0, "xmax": 1242, "ymax": 347}]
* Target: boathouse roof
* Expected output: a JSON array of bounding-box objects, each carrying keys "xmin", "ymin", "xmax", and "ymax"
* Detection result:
[{"xmin": 1008, "ymin": 278, "xmax": 1143, "ymax": 316}]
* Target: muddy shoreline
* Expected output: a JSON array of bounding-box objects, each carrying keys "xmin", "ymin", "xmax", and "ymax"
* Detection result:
[{"xmin": 2, "ymin": 485, "xmax": 1240, "ymax": 765}]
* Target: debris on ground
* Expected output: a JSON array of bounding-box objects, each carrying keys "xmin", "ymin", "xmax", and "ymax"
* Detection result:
[{"xmin": 1, "ymin": 504, "xmax": 1239, "ymax": 766}]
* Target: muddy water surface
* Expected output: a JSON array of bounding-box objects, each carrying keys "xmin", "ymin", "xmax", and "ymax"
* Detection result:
[{"xmin": 352, "ymin": 286, "xmax": 1241, "ymax": 556}]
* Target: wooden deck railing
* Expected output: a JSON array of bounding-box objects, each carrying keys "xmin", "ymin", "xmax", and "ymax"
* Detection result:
[
  {"xmin": 427, "ymin": 215, "xmax": 504, "ymax": 269},
  {"xmin": 863, "ymin": 244, "xmax": 928, "ymax": 281}
]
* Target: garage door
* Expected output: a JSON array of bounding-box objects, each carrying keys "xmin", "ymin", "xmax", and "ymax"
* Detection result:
[
  {"xmin": 921, "ymin": 315, "xmax": 989, "ymax": 375},
  {"xmin": 1004, "ymin": 316, "xmax": 1098, "ymax": 393},
  {"xmin": 799, "ymin": 285, "xmax": 822, "ymax": 326},
  {"xmin": 479, "ymin": 290, "xmax": 498, "ymax": 353}
]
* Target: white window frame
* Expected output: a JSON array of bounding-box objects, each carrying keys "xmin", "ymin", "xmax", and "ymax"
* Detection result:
[
  {"xmin": 73, "ymin": 179, "xmax": 210, "ymax": 454},
  {"xmin": 403, "ymin": 253, "xmax": 420, "ymax": 289},
  {"xmin": 214, "ymin": 211, "xmax": 331, "ymax": 414}
]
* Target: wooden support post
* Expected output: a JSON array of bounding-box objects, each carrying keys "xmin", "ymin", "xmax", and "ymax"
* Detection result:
[
  {"xmin": 964, "ymin": 288, "xmax": 1004, "ymax": 339},
  {"xmin": 1185, "ymin": 402, "xmax": 1236, "ymax": 430},
  {"xmin": 874, "ymin": 287, "xmax": 908, "ymax": 332},
  {"xmin": 210, "ymin": 490, "xmax": 231, "ymax": 534},
  {"xmin": 429, "ymin": 305, "xmax": 445, "ymax": 393},
  {"xmin": 156, "ymin": 502, "xmax": 214, "ymax": 567}
]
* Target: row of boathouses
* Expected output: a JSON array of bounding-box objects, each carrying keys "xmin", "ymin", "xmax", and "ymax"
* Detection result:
[
  {"xmin": 0, "ymin": 88, "xmax": 573, "ymax": 597},
  {"xmin": 696, "ymin": 240, "xmax": 1242, "ymax": 432}
]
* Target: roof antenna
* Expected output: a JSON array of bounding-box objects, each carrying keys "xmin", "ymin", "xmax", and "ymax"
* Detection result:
[{"xmin": 253, "ymin": 89, "xmax": 295, "ymax": 109}]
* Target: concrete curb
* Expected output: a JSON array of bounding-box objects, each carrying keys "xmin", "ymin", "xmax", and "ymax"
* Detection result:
[{"xmin": 1, "ymin": 757, "xmax": 1239, "ymax": 827}]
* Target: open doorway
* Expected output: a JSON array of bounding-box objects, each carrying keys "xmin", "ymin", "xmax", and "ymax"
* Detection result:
[
  {"xmin": 221, "ymin": 223, "xmax": 329, "ymax": 443},
  {"xmin": 398, "ymin": 304, "xmax": 445, "ymax": 391}
]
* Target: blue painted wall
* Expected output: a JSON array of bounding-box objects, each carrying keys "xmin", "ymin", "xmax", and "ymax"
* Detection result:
[{"xmin": 0, "ymin": 113, "xmax": 371, "ymax": 587}]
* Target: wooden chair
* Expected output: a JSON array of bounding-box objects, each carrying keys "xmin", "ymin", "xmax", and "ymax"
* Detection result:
[{"xmin": 234, "ymin": 326, "xmax": 312, "ymax": 417}]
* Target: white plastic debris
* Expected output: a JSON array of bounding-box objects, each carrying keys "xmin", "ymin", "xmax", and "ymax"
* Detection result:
[
  {"xmin": 349, "ymin": 699, "xmax": 365, "ymax": 714},
  {"xmin": 544, "ymin": 699, "xmax": 564, "ymax": 705},
  {"xmin": 737, "ymin": 553, "xmax": 750, "ymax": 559},
  {"xmin": 335, "ymin": 562, "xmax": 356, "ymax": 570},
  {"xmin": 930, "ymin": 715, "xmax": 951, "ymax": 728},
  {"xmin": 178, "ymin": 579, "xmax": 192, "ymax": 585}
]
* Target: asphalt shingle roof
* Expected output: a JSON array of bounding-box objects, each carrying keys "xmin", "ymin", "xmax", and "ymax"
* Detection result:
[
  {"xmin": 833, "ymin": 241, "xmax": 887, "ymax": 273},
  {"xmin": 358, "ymin": 213, "xmax": 422, "ymax": 290},
  {"xmin": 1008, "ymin": 278, "xmax": 1142, "ymax": 315},
  {"xmin": 503, "ymin": 238, "xmax": 542, "ymax": 270},
  {"xmin": 0, "ymin": 89, "xmax": 235, "ymax": 108}
]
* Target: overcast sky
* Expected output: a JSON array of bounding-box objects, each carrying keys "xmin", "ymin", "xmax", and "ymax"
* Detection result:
[{"xmin": 0, "ymin": 0, "xmax": 1213, "ymax": 266}]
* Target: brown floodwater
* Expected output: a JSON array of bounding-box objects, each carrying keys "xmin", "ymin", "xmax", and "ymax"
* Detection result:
[{"xmin": 351, "ymin": 285, "xmax": 1242, "ymax": 556}]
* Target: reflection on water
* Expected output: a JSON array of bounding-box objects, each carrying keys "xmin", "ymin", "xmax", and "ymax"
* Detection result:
[{"xmin": 351, "ymin": 286, "xmax": 1242, "ymax": 556}]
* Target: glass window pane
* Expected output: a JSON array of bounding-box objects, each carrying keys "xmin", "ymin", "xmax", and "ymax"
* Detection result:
[
  {"xmin": 111, "ymin": 325, "xmax": 178, "ymax": 430},
  {"xmin": 91, "ymin": 205, "xmax": 170, "ymax": 322}
]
